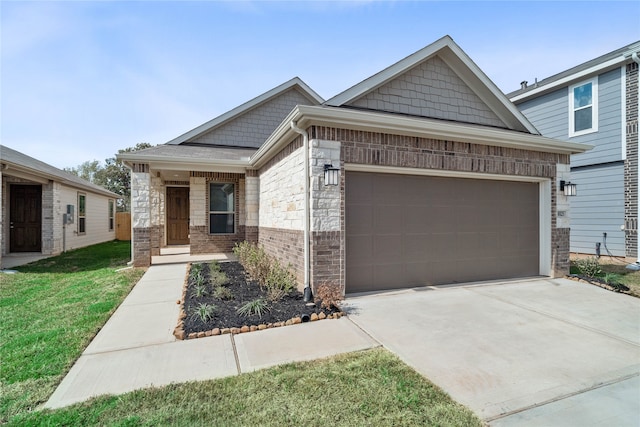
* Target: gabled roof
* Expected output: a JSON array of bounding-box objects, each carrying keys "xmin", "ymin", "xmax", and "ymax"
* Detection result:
[
  {"xmin": 325, "ymin": 35, "xmax": 539, "ymax": 135},
  {"xmin": 509, "ymin": 40, "xmax": 640, "ymax": 102},
  {"xmin": 166, "ymin": 77, "xmax": 324, "ymax": 145},
  {"xmin": 0, "ymin": 145, "xmax": 120, "ymax": 198}
]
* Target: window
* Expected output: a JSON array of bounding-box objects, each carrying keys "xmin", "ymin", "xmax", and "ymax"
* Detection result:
[
  {"xmin": 569, "ymin": 78, "xmax": 598, "ymax": 137},
  {"xmin": 108, "ymin": 199, "xmax": 114, "ymax": 231},
  {"xmin": 78, "ymin": 193, "xmax": 86, "ymax": 234},
  {"xmin": 209, "ymin": 183, "xmax": 235, "ymax": 234}
]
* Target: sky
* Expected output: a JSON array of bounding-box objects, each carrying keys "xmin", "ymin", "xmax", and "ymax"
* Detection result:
[{"xmin": 2, "ymin": 1, "xmax": 639, "ymax": 170}]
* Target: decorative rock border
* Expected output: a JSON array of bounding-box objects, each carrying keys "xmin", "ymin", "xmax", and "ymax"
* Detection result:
[
  {"xmin": 173, "ymin": 262, "xmax": 344, "ymax": 340},
  {"xmin": 565, "ymin": 274, "xmax": 631, "ymax": 295}
]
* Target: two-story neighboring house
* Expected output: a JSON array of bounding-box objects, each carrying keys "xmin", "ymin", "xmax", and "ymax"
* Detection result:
[{"xmin": 509, "ymin": 41, "xmax": 640, "ymax": 260}]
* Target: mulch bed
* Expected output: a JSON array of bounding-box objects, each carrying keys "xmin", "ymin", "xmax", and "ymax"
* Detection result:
[
  {"xmin": 566, "ymin": 274, "xmax": 631, "ymax": 294},
  {"xmin": 175, "ymin": 261, "xmax": 342, "ymax": 340}
]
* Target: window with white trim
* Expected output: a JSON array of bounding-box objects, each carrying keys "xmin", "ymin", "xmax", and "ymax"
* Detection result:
[
  {"xmin": 78, "ymin": 193, "xmax": 86, "ymax": 234},
  {"xmin": 569, "ymin": 78, "xmax": 598, "ymax": 137},
  {"xmin": 209, "ymin": 183, "xmax": 235, "ymax": 234}
]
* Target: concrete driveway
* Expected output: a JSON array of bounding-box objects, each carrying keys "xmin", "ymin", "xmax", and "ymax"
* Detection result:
[{"xmin": 345, "ymin": 278, "xmax": 640, "ymax": 426}]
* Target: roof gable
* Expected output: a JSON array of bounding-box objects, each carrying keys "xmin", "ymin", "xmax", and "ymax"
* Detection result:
[
  {"xmin": 167, "ymin": 77, "xmax": 324, "ymax": 147},
  {"xmin": 325, "ymin": 35, "xmax": 538, "ymax": 134}
]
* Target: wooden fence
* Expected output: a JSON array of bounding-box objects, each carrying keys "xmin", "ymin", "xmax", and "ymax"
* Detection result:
[{"xmin": 116, "ymin": 212, "xmax": 131, "ymax": 240}]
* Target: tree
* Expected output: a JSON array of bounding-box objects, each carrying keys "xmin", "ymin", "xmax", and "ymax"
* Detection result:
[{"xmin": 65, "ymin": 143, "xmax": 153, "ymax": 212}]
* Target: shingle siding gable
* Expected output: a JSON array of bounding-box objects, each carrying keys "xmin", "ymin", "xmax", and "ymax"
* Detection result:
[
  {"xmin": 190, "ymin": 88, "xmax": 313, "ymax": 148},
  {"xmin": 346, "ymin": 55, "xmax": 507, "ymax": 129}
]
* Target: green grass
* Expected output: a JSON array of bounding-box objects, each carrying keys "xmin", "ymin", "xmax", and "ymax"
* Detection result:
[
  {"xmin": 1, "ymin": 241, "xmax": 144, "ymax": 423},
  {"xmin": 7, "ymin": 348, "xmax": 482, "ymax": 427}
]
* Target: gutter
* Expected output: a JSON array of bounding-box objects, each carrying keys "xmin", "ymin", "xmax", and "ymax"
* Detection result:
[{"xmin": 290, "ymin": 121, "xmax": 312, "ymax": 301}]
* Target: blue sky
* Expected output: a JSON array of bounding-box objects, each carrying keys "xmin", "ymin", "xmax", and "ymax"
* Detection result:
[{"xmin": 2, "ymin": 1, "xmax": 638, "ymax": 169}]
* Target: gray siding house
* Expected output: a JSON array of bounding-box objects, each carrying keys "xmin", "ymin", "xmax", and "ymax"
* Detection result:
[{"xmin": 509, "ymin": 41, "xmax": 640, "ymax": 259}]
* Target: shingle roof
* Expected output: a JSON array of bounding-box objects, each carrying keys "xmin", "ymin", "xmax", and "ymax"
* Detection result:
[
  {"xmin": 1, "ymin": 145, "xmax": 120, "ymax": 198},
  {"xmin": 121, "ymin": 144, "xmax": 255, "ymax": 163}
]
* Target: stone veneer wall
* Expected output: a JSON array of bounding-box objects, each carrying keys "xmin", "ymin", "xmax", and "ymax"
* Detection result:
[
  {"xmin": 190, "ymin": 172, "xmax": 246, "ymax": 254},
  {"xmin": 131, "ymin": 163, "xmax": 151, "ymax": 267},
  {"xmin": 258, "ymin": 135, "xmax": 306, "ymax": 287},
  {"xmin": 310, "ymin": 126, "xmax": 571, "ymax": 280},
  {"xmin": 625, "ymin": 61, "xmax": 639, "ymax": 258}
]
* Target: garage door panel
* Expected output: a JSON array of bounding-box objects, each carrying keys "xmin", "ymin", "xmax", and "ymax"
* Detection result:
[{"xmin": 346, "ymin": 172, "xmax": 540, "ymax": 292}]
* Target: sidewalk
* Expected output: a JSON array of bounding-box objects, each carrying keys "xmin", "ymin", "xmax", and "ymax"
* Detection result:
[{"xmin": 45, "ymin": 262, "xmax": 378, "ymax": 409}]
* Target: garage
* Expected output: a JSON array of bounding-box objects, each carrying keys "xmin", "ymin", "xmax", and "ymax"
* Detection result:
[{"xmin": 346, "ymin": 171, "xmax": 540, "ymax": 293}]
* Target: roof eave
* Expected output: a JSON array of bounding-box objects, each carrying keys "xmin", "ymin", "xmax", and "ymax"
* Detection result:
[
  {"xmin": 251, "ymin": 105, "xmax": 591, "ymax": 169},
  {"xmin": 118, "ymin": 152, "xmax": 251, "ymax": 172}
]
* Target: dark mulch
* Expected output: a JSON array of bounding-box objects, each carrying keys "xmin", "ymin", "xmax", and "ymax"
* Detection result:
[{"xmin": 183, "ymin": 261, "xmax": 338, "ymax": 334}]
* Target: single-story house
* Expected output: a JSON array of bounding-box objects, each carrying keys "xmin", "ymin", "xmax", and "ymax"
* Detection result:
[
  {"xmin": 508, "ymin": 41, "xmax": 640, "ymax": 260},
  {"xmin": 1, "ymin": 145, "xmax": 120, "ymax": 268},
  {"xmin": 119, "ymin": 36, "xmax": 591, "ymax": 294}
]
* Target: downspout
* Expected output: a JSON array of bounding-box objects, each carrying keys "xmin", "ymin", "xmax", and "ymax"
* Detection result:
[
  {"xmin": 290, "ymin": 121, "xmax": 312, "ymax": 301},
  {"xmin": 633, "ymin": 52, "xmax": 640, "ymax": 263}
]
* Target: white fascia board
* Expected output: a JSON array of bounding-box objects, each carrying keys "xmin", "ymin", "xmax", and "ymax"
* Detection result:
[
  {"xmin": 510, "ymin": 56, "xmax": 626, "ymax": 103},
  {"xmin": 118, "ymin": 153, "xmax": 250, "ymax": 172},
  {"xmin": 251, "ymin": 105, "xmax": 592, "ymax": 169},
  {"xmin": 166, "ymin": 77, "xmax": 324, "ymax": 146}
]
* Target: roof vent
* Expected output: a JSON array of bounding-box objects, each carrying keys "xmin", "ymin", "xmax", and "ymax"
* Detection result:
[{"xmin": 520, "ymin": 80, "xmax": 528, "ymax": 90}]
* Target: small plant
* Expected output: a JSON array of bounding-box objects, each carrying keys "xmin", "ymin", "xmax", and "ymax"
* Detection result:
[
  {"xmin": 190, "ymin": 263, "xmax": 203, "ymax": 276},
  {"xmin": 603, "ymin": 273, "xmax": 622, "ymax": 285},
  {"xmin": 192, "ymin": 281, "xmax": 209, "ymax": 298},
  {"xmin": 264, "ymin": 262, "xmax": 296, "ymax": 301},
  {"xmin": 213, "ymin": 286, "xmax": 234, "ymax": 300},
  {"xmin": 315, "ymin": 282, "xmax": 343, "ymax": 310},
  {"xmin": 237, "ymin": 298, "xmax": 269, "ymax": 318},
  {"xmin": 209, "ymin": 261, "xmax": 221, "ymax": 272},
  {"xmin": 575, "ymin": 257, "xmax": 602, "ymax": 278},
  {"xmin": 210, "ymin": 270, "xmax": 228, "ymax": 288},
  {"xmin": 191, "ymin": 303, "xmax": 216, "ymax": 323}
]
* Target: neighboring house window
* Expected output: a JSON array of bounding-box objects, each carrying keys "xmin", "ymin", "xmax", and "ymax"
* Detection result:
[
  {"xmin": 78, "ymin": 193, "xmax": 86, "ymax": 234},
  {"xmin": 108, "ymin": 199, "xmax": 114, "ymax": 231},
  {"xmin": 209, "ymin": 183, "xmax": 235, "ymax": 234},
  {"xmin": 569, "ymin": 78, "xmax": 598, "ymax": 137}
]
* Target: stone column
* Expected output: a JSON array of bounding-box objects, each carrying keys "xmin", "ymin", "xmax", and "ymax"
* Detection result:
[{"xmin": 131, "ymin": 164, "xmax": 151, "ymax": 267}]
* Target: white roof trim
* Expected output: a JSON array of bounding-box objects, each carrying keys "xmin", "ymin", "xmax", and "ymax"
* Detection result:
[
  {"xmin": 325, "ymin": 35, "xmax": 539, "ymax": 135},
  {"xmin": 510, "ymin": 56, "xmax": 627, "ymax": 103},
  {"xmin": 166, "ymin": 77, "xmax": 324, "ymax": 145},
  {"xmin": 250, "ymin": 105, "xmax": 591, "ymax": 169}
]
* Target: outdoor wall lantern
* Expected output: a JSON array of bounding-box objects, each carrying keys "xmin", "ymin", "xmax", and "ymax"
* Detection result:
[
  {"xmin": 324, "ymin": 164, "xmax": 340, "ymax": 186},
  {"xmin": 560, "ymin": 180, "xmax": 577, "ymax": 196}
]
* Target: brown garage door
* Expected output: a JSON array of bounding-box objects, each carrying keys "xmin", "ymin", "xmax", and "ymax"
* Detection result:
[{"xmin": 346, "ymin": 172, "xmax": 539, "ymax": 293}]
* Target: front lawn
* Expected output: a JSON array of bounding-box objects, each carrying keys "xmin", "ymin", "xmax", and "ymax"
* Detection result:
[
  {"xmin": 0, "ymin": 241, "xmax": 144, "ymax": 423},
  {"xmin": 8, "ymin": 348, "xmax": 483, "ymax": 427}
]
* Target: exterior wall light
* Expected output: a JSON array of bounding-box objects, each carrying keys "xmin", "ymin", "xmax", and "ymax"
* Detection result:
[
  {"xmin": 560, "ymin": 180, "xmax": 577, "ymax": 196},
  {"xmin": 324, "ymin": 164, "xmax": 340, "ymax": 186}
]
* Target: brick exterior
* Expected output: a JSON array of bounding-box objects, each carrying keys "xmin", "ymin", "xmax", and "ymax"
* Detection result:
[
  {"xmin": 311, "ymin": 230, "xmax": 343, "ymax": 292},
  {"xmin": 133, "ymin": 227, "xmax": 151, "ymax": 267},
  {"xmin": 190, "ymin": 225, "xmax": 244, "ymax": 254},
  {"xmin": 625, "ymin": 61, "xmax": 639, "ymax": 258},
  {"xmin": 258, "ymin": 226, "xmax": 305, "ymax": 288}
]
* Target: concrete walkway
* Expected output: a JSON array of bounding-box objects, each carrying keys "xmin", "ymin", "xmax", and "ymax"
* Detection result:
[{"xmin": 45, "ymin": 262, "xmax": 378, "ymax": 409}]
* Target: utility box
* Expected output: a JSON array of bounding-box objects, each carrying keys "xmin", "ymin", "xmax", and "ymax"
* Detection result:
[{"xmin": 64, "ymin": 205, "xmax": 74, "ymax": 224}]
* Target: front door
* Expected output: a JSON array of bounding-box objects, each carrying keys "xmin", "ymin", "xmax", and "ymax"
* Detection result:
[
  {"xmin": 166, "ymin": 187, "xmax": 190, "ymax": 245},
  {"xmin": 10, "ymin": 185, "xmax": 42, "ymax": 252}
]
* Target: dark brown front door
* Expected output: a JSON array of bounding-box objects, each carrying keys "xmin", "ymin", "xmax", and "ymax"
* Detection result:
[
  {"xmin": 10, "ymin": 185, "xmax": 42, "ymax": 252},
  {"xmin": 167, "ymin": 187, "xmax": 189, "ymax": 245}
]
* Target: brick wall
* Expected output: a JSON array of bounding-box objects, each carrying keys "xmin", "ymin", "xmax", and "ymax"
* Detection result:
[
  {"xmin": 625, "ymin": 62, "xmax": 639, "ymax": 258},
  {"xmin": 133, "ymin": 227, "xmax": 151, "ymax": 267},
  {"xmin": 310, "ymin": 230, "xmax": 343, "ymax": 292},
  {"xmin": 259, "ymin": 226, "xmax": 305, "ymax": 289}
]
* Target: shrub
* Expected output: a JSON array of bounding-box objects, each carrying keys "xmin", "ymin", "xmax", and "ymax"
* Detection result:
[
  {"xmin": 234, "ymin": 241, "xmax": 297, "ymax": 301},
  {"xmin": 210, "ymin": 270, "xmax": 228, "ymax": 288},
  {"xmin": 213, "ymin": 286, "xmax": 234, "ymax": 300},
  {"xmin": 575, "ymin": 257, "xmax": 602, "ymax": 278},
  {"xmin": 209, "ymin": 261, "xmax": 221, "ymax": 272},
  {"xmin": 192, "ymin": 281, "xmax": 209, "ymax": 298},
  {"xmin": 191, "ymin": 303, "xmax": 216, "ymax": 323},
  {"xmin": 315, "ymin": 282, "xmax": 343, "ymax": 310},
  {"xmin": 603, "ymin": 273, "xmax": 622, "ymax": 285},
  {"xmin": 237, "ymin": 298, "xmax": 269, "ymax": 318}
]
